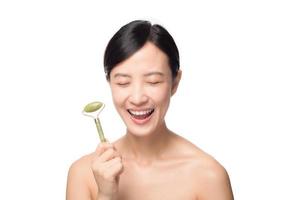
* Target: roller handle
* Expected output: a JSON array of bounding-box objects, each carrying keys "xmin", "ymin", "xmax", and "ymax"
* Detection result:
[{"xmin": 94, "ymin": 118, "xmax": 107, "ymax": 143}]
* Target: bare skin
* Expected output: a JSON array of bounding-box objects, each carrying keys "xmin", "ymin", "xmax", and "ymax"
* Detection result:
[
  {"xmin": 66, "ymin": 131, "xmax": 233, "ymax": 200},
  {"xmin": 66, "ymin": 42, "xmax": 233, "ymax": 199}
]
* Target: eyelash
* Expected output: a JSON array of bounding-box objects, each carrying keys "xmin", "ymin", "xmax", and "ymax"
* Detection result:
[
  {"xmin": 116, "ymin": 81, "xmax": 162, "ymax": 87},
  {"xmin": 116, "ymin": 83, "xmax": 129, "ymax": 86},
  {"xmin": 148, "ymin": 81, "xmax": 161, "ymax": 85}
]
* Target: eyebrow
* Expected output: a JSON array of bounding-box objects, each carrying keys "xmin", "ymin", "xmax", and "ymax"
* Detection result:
[
  {"xmin": 113, "ymin": 73, "xmax": 131, "ymax": 78},
  {"xmin": 144, "ymin": 72, "xmax": 164, "ymax": 77},
  {"xmin": 113, "ymin": 71, "xmax": 164, "ymax": 78}
]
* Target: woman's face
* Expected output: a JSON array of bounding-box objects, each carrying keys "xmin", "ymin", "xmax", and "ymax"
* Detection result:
[{"xmin": 109, "ymin": 42, "xmax": 181, "ymax": 137}]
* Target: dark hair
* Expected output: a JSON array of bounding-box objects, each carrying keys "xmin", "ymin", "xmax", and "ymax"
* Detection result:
[{"xmin": 104, "ymin": 20, "xmax": 180, "ymax": 80}]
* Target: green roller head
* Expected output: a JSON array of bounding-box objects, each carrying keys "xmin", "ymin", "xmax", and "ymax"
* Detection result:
[
  {"xmin": 84, "ymin": 101, "xmax": 103, "ymax": 113},
  {"xmin": 82, "ymin": 101, "xmax": 105, "ymax": 118}
]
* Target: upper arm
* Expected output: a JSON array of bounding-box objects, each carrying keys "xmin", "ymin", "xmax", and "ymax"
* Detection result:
[
  {"xmin": 66, "ymin": 157, "xmax": 92, "ymax": 200},
  {"xmin": 196, "ymin": 163, "xmax": 234, "ymax": 200}
]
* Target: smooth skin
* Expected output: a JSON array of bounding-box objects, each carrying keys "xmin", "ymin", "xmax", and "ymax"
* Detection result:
[{"xmin": 66, "ymin": 42, "xmax": 234, "ymax": 200}]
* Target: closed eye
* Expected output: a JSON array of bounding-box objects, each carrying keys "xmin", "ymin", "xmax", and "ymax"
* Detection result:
[
  {"xmin": 148, "ymin": 81, "xmax": 162, "ymax": 85},
  {"xmin": 116, "ymin": 82, "xmax": 129, "ymax": 87}
]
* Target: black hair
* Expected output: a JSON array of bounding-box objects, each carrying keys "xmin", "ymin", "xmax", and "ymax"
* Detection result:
[{"xmin": 104, "ymin": 20, "xmax": 180, "ymax": 80}]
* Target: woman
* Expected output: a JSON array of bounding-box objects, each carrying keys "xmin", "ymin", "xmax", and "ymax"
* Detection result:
[{"xmin": 66, "ymin": 20, "xmax": 234, "ymax": 200}]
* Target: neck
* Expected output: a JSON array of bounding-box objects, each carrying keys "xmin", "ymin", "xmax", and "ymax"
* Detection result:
[{"xmin": 122, "ymin": 121, "xmax": 172, "ymax": 166}]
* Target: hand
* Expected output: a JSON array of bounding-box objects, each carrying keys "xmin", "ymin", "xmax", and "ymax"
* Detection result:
[{"xmin": 91, "ymin": 142, "xmax": 123, "ymax": 199}]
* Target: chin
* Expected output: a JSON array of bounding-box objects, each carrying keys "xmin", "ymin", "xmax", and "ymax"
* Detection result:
[
  {"xmin": 126, "ymin": 115, "xmax": 160, "ymax": 137},
  {"xmin": 126, "ymin": 125, "xmax": 156, "ymax": 137}
]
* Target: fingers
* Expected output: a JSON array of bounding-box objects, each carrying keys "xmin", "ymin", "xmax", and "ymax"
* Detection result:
[
  {"xmin": 94, "ymin": 142, "xmax": 122, "ymax": 162},
  {"xmin": 91, "ymin": 155, "xmax": 123, "ymax": 183},
  {"xmin": 95, "ymin": 142, "xmax": 113, "ymax": 155},
  {"xmin": 106, "ymin": 157, "xmax": 122, "ymax": 168},
  {"xmin": 99, "ymin": 148, "xmax": 117, "ymax": 162},
  {"xmin": 101, "ymin": 157, "xmax": 123, "ymax": 179}
]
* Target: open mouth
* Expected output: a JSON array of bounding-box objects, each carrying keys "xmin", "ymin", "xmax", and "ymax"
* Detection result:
[{"xmin": 127, "ymin": 108, "xmax": 155, "ymax": 120}]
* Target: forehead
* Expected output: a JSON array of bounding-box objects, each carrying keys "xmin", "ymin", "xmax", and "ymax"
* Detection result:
[{"xmin": 111, "ymin": 42, "xmax": 171, "ymax": 76}]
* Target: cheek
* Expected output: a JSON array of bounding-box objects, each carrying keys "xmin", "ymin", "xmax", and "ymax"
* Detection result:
[
  {"xmin": 110, "ymin": 86, "xmax": 127, "ymax": 107},
  {"xmin": 149, "ymin": 84, "xmax": 172, "ymax": 105}
]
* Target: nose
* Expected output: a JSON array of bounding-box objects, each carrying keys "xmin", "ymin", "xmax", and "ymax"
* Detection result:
[{"xmin": 128, "ymin": 84, "xmax": 148, "ymax": 106}]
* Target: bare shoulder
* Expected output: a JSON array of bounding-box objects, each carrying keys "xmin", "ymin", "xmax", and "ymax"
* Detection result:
[
  {"xmin": 171, "ymin": 134, "xmax": 234, "ymax": 199},
  {"xmin": 66, "ymin": 153, "xmax": 96, "ymax": 200},
  {"xmin": 68, "ymin": 153, "xmax": 94, "ymax": 176},
  {"xmin": 191, "ymin": 158, "xmax": 234, "ymax": 200}
]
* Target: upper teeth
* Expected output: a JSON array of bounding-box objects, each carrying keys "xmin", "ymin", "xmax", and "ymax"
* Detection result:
[{"xmin": 129, "ymin": 109, "xmax": 153, "ymax": 116}]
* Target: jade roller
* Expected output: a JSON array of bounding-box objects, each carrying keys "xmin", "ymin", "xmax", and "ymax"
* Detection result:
[{"xmin": 82, "ymin": 101, "xmax": 107, "ymax": 143}]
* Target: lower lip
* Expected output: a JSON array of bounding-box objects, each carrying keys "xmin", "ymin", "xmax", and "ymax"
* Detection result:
[{"xmin": 129, "ymin": 111, "xmax": 153, "ymax": 125}]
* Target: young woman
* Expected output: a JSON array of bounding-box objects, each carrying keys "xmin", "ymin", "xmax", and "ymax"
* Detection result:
[{"xmin": 66, "ymin": 20, "xmax": 234, "ymax": 200}]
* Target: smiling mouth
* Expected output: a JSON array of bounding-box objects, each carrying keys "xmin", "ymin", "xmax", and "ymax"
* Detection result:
[{"xmin": 127, "ymin": 108, "xmax": 155, "ymax": 120}]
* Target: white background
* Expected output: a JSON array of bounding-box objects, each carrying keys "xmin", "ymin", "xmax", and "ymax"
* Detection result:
[{"xmin": 0, "ymin": 0, "xmax": 299, "ymax": 199}]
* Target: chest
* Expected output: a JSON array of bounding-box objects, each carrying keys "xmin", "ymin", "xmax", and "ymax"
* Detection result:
[{"xmin": 117, "ymin": 160, "xmax": 197, "ymax": 200}]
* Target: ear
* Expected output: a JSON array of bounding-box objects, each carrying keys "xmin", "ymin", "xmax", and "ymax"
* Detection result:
[{"xmin": 171, "ymin": 69, "xmax": 182, "ymax": 96}]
